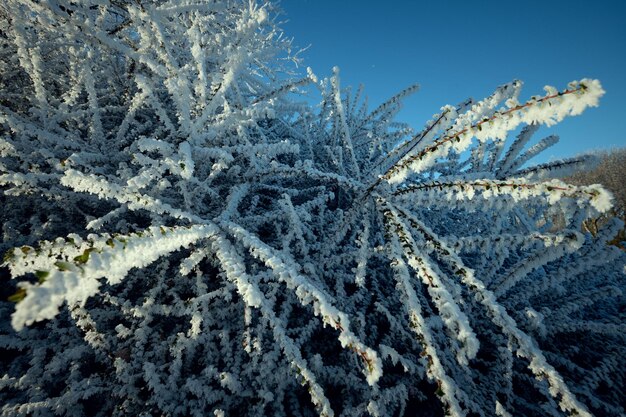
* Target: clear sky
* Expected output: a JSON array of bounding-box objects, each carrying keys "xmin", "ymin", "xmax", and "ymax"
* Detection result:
[{"xmin": 280, "ymin": 0, "xmax": 626, "ymax": 163}]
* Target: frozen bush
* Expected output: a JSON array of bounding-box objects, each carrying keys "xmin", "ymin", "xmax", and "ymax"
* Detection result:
[{"xmin": 0, "ymin": 1, "xmax": 624, "ymax": 416}]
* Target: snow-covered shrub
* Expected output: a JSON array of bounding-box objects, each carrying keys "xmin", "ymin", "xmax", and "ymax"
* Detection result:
[{"xmin": 1, "ymin": 1, "xmax": 624, "ymax": 416}]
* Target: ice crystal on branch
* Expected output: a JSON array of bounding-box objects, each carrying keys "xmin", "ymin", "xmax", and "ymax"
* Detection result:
[{"xmin": 0, "ymin": 1, "xmax": 624, "ymax": 417}]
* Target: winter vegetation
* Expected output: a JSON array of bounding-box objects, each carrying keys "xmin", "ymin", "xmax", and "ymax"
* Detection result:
[
  {"xmin": 564, "ymin": 148, "xmax": 625, "ymax": 216},
  {"xmin": 0, "ymin": 1, "xmax": 624, "ymax": 416},
  {"xmin": 563, "ymin": 148, "xmax": 626, "ymax": 245}
]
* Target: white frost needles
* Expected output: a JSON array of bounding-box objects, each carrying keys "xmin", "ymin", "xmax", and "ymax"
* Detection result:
[{"xmin": 0, "ymin": 1, "xmax": 623, "ymax": 417}]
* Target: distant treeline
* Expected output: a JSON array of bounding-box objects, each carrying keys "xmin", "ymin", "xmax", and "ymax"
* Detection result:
[{"xmin": 565, "ymin": 148, "xmax": 626, "ymax": 245}]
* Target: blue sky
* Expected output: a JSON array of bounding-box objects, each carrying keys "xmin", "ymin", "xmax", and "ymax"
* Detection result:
[{"xmin": 281, "ymin": 0, "xmax": 626, "ymax": 163}]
